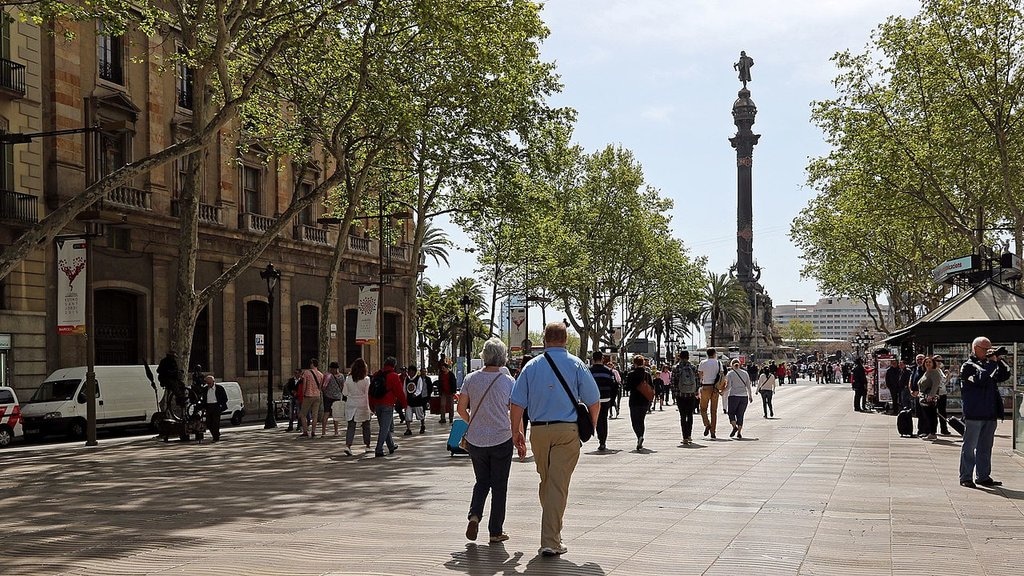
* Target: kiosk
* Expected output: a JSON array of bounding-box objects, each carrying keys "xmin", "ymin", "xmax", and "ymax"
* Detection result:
[{"xmin": 883, "ymin": 279, "xmax": 1024, "ymax": 454}]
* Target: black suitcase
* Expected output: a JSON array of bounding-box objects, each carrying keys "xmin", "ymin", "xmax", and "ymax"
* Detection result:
[
  {"xmin": 897, "ymin": 409, "xmax": 915, "ymax": 437},
  {"xmin": 946, "ymin": 416, "xmax": 965, "ymax": 436}
]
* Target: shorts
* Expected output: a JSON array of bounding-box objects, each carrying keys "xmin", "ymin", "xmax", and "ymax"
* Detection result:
[{"xmin": 324, "ymin": 398, "xmax": 337, "ymax": 414}]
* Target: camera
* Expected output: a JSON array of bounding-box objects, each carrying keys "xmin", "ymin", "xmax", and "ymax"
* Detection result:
[{"xmin": 985, "ymin": 346, "xmax": 1008, "ymax": 357}]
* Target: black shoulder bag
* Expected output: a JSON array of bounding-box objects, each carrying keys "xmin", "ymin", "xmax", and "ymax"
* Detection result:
[{"xmin": 543, "ymin": 352, "xmax": 594, "ymax": 443}]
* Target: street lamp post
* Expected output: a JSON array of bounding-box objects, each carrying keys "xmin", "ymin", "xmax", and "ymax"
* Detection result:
[
  {"xmin": 260, "ymin": 263, "xmax": 282, "ymax": 429},
  {"xmin": 460, "ymin": 294, "xmax": 473, "ymax": 366}
]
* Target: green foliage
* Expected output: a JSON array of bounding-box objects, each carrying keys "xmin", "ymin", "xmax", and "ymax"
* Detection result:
[
  {"xmin": 799, "ymin": 0, "xmax": 1024, "ymax": 327},
  {"xmin": 778, "ymin": 319, "xmax": 819, "ymax": 349},
  {"xmin": 699, "ymin": 273, "xmax": 750, "ymax": 347}
]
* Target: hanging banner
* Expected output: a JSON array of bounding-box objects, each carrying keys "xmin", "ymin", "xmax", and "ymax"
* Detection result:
[
  {"xmin": 509, "ymin": 306, "xmax": 527, "ymax": 351},
  {"xmin": 355, "ymin": 285, "xmax": 379, "ymax": 344},
  {"xmin": 56, "ymin": 237, "xmax": 88, "ymax": 335}
]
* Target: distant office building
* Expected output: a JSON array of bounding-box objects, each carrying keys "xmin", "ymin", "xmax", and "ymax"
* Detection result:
[{"xmin": 773, "ymin": 298, "xmax": 890, "ymax": 341}]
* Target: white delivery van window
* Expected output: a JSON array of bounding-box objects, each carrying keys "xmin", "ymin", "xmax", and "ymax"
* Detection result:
[
  {"xmin": 30, "ymin": 379, "xmax": 81, "ymax": 402},
  {"xmin": 0, "ymin": 389, "xmax": 14, "ymax": 404}
]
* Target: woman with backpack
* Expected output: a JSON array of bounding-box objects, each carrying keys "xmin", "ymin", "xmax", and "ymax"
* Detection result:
[{"xmin": 342, "ymin": 358, "xmax": 372, "ymax": 455}]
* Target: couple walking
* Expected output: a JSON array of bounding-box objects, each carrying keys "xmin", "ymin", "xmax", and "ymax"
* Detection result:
[{"xmin": 460, "ymin": 323, "xmax": 601, "ymax": 558}]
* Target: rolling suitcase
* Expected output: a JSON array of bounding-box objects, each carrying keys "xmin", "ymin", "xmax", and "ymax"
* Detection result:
[
  {"xmin": 897, "ymin": 409, "xmax": 915, "ymax": 437},
  {"xmin": 446, "ymin": 418, "xmax": 470, "ymax": 456},
  {"xmin": 945, "ymin": 416, "xmax": 965, "ymax": 436},
  {"xmin": 429, "ymin": 395, "xmax": 442, "ymax": 415}
]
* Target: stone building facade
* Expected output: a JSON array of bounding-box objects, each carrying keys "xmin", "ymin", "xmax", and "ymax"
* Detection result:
[{"xmin": 0, "ymin": 15, "xmax": 416, "ymax": 407}]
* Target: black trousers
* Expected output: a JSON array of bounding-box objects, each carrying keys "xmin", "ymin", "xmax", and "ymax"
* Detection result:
[
  {"xmin": 596, "ymin": 401, "xmax": 612, "ymax": 446},
  {"xmin": 760, "ymin": 390, "xmax": 774, "ymax": 417},
  {"xmin": 204, "ymin": 403, "xmax": 221, "ymax": 440},
  {"xmin": 629, "ymin": 398, "xmax": 650, "ymax": 440},
  {"xmin": 936, "ymin": 394, "xmax": 949, "ymax": 433},
  {"xmin": 676, "ymin": 394, "xmax": 697, "ymax": 439},
  {"xmin": 467, "ymin": 439, "xmax": 513, "ymax": 537},
  {"xmin": 853, "ymin": 387, "xmax": 867, "ymax": 411}
]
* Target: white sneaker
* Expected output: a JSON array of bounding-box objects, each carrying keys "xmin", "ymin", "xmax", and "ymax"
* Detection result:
[{"xmin": 539, "ymin": 544, "xmax": 567, "ymax": 556}]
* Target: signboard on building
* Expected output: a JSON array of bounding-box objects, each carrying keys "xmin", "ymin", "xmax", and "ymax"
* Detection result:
[
  {"xmin": 56, "ymin": 237, "xmax": 88, "ymax": 335},
  {"xmin": 931, "ymin": 254, "xmax": 979, "ymax": 284},
  {"xmin": 0, "ymin": 333, "xmax": 10, "ymax": 350}
]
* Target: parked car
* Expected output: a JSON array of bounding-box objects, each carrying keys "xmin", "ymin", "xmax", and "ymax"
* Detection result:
[
  {"xmin": 217, "ymin": 381, "xmax": 246, "ymax": 425},
  {"xmin": 0, "ymin": 385, "xmax": 23, "ymax": 447}
]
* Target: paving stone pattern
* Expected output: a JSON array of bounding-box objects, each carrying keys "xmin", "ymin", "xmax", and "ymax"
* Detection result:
[{"xmin": 1, "ymin": 381, "xmax": 1022, "ymax": 575}]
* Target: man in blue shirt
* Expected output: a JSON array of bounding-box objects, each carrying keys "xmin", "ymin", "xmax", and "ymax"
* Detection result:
[{"xmin": 511, "ymin": 322, "xmax": 600, "ymax": 557}]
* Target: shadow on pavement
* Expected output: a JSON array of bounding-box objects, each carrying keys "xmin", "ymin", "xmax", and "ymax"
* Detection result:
[
  {"xmin": 2, "ymin": 427, "xmax": 467, "ymax": 571},
  {"xmin": 445, "ymin": 542, "xmax": 525, "ymax": 575},
  {"xmin": 523, "ymin": 554, "xmax": 606, "ymax": 575}
]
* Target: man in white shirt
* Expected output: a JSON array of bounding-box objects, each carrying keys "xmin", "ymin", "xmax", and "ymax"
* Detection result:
[
  {"xmin": 697, "ymin": 348, "xmax": 724, "ymax": 439},
  {"xmin": 403, "ymin": 364, "xmax": 430, "ymax": 436}
]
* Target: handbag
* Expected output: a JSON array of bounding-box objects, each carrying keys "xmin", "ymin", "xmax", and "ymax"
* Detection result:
[
  {"xmin": 459, "ymin": 373, "xmax": 503, "ymax": 451},
  {"xmin": 543, "ymin": 352, "xmax": 595, "ymax": 443},
  {"xmin": 636, "ymin": 373, "xmax": 655, "ymax": 403},
  {"xmin": 714, "ymin": 361, "xmax": 728, "ymax": 392}
]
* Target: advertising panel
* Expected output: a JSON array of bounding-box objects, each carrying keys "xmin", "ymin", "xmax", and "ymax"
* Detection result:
[
  {"xmin": 355, "ymin": 285, "xmax": 379, "ymax": 344},
  {"xmin": 56, "ymin": 237, "xmax": 88, "ymax": 335}
]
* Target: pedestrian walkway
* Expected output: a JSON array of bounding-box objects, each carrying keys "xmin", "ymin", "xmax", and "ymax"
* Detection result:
[{"xmin": 1, "ymin": 382, "xmax": 1022, "ymax": 575}]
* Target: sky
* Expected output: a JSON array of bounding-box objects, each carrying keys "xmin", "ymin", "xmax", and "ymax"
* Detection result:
[{"xmin": 428, "ymin": 0, "xmax": 921, "ymax": 334}]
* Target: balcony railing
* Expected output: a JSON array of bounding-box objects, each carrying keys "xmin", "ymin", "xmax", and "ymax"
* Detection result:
[
  {"xmin": 240, "ymin": 212, "xmax": 275, "ymax": 234},
  {"xmin": 0, "ymin": 58, "xmax": 26, "ymax": 98},
  {"xmin": 0, "ymin": 189, "xmax": 37, "ymax": 223},
  {"xmin": 348, "ymin": 235, "xmax": 372, "ymax": 254},
  {"xmin": 389, "ymin": 244, "xmax": 410, "ymax": 263},
  {"xmin": 295, "ymin": 224, "xmax": 328, "ymax": 245},
  {"xmin": 106, "ymin": 185, "xmax": 151, "ymax": 210},
  {"xmin": 170, "ymin": 199, "xmax": 223, "ymax": 225}
]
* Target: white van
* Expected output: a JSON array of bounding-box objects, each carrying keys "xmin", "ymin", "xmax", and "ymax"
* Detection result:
[
  {"xmin": 0, "ymin": 385, "xmax": 23, "ymax": 447},
  {"xmin": 20, "ymin": 365, "xmax": 159, "ymax": 440},
  {"xmin": 216, "ymin": 381, "xmax": 246, "ymax": 425}
]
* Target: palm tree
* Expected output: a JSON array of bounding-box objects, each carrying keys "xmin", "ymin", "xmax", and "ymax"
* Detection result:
[
  {"xmin": 419, "ymin": 220, "xmax": 451, "ymax": 267},
  {"xmin": 698, "ymin": 272, "xmax": 750, "ymax": 347}
]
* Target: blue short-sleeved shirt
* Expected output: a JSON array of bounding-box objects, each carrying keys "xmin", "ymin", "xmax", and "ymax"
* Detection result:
[{"xmin": 510, "ymin": 347, "xmax": 600, "ymax": 422}]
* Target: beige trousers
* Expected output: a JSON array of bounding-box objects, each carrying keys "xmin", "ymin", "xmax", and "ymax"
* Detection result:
[
  {"xmin": 529, "ymin": 422, "xmax": 580, "ymax": 549},
  {"xmin": 699, "ymin": 386, "xmax": 719, "ymax": 432}
]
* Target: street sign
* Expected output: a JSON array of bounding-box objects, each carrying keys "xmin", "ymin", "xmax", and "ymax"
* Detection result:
[
  {"xmin": 255, "ymin": 333, "xmax": 265, "ymax": 356},
  {"xmin": 0, "ymin": 333, "xmax": 10, "ymax": 349},
  {"xmin": 931, "ymin": 254, "xmax": 979, "ymax": 284}
]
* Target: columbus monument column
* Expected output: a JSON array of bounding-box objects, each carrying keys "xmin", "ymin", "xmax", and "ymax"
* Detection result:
[{"xmin": 727, "ymin": 51, "xmax": 778, "ymax": 359}]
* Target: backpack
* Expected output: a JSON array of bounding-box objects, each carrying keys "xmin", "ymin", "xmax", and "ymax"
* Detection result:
[
  {"xmin": 323, "ymin": 374, "xmax": 343, "ymax": 401},
  {"xmin": 368, "ymin": 372, "xmax": 388, "ymax": 399},
  {"xmin": 672, "ymin": 363, "xmax": 697, "ymax": 395}
]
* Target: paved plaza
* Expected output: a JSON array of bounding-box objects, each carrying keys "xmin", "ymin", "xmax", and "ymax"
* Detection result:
[{"xmin": 2, "ymin": 381, "xmax": 1023, "ymax": 575}]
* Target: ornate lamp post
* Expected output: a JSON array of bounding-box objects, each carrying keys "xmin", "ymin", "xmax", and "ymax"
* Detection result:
[
  {"xmin": 460, "ymin": 294, "xmax": 473, "ymax": 364},
  {"xmin": 260, "ymin": 263, "xmax": 282, "ymax": 429}
]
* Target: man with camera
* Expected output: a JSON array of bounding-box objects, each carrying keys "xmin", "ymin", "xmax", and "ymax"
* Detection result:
[{"xmin": 958, "ymin": 336, "xmax": 1010, "ymax": 488}]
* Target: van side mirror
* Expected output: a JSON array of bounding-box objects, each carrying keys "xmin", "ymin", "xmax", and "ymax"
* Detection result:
[{"xmin": 77, "ymin": 392, "xmax": 87, "ymax": 404}]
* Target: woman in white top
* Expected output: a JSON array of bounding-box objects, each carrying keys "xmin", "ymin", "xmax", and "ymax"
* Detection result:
[
  {"xmin": 342, "ymin": 358, "xmax": 372, "ymax": 456},
  {"xmin": 457, "ymin": 337, "xmax": 515, "ymax": 544},
  {"xmin": 756, "ymin": 365, "xmax": 777, "ymax": 419},
  {"xmin": 725, "ymin": 359, "xmax": 754, "ymax": 439}
]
